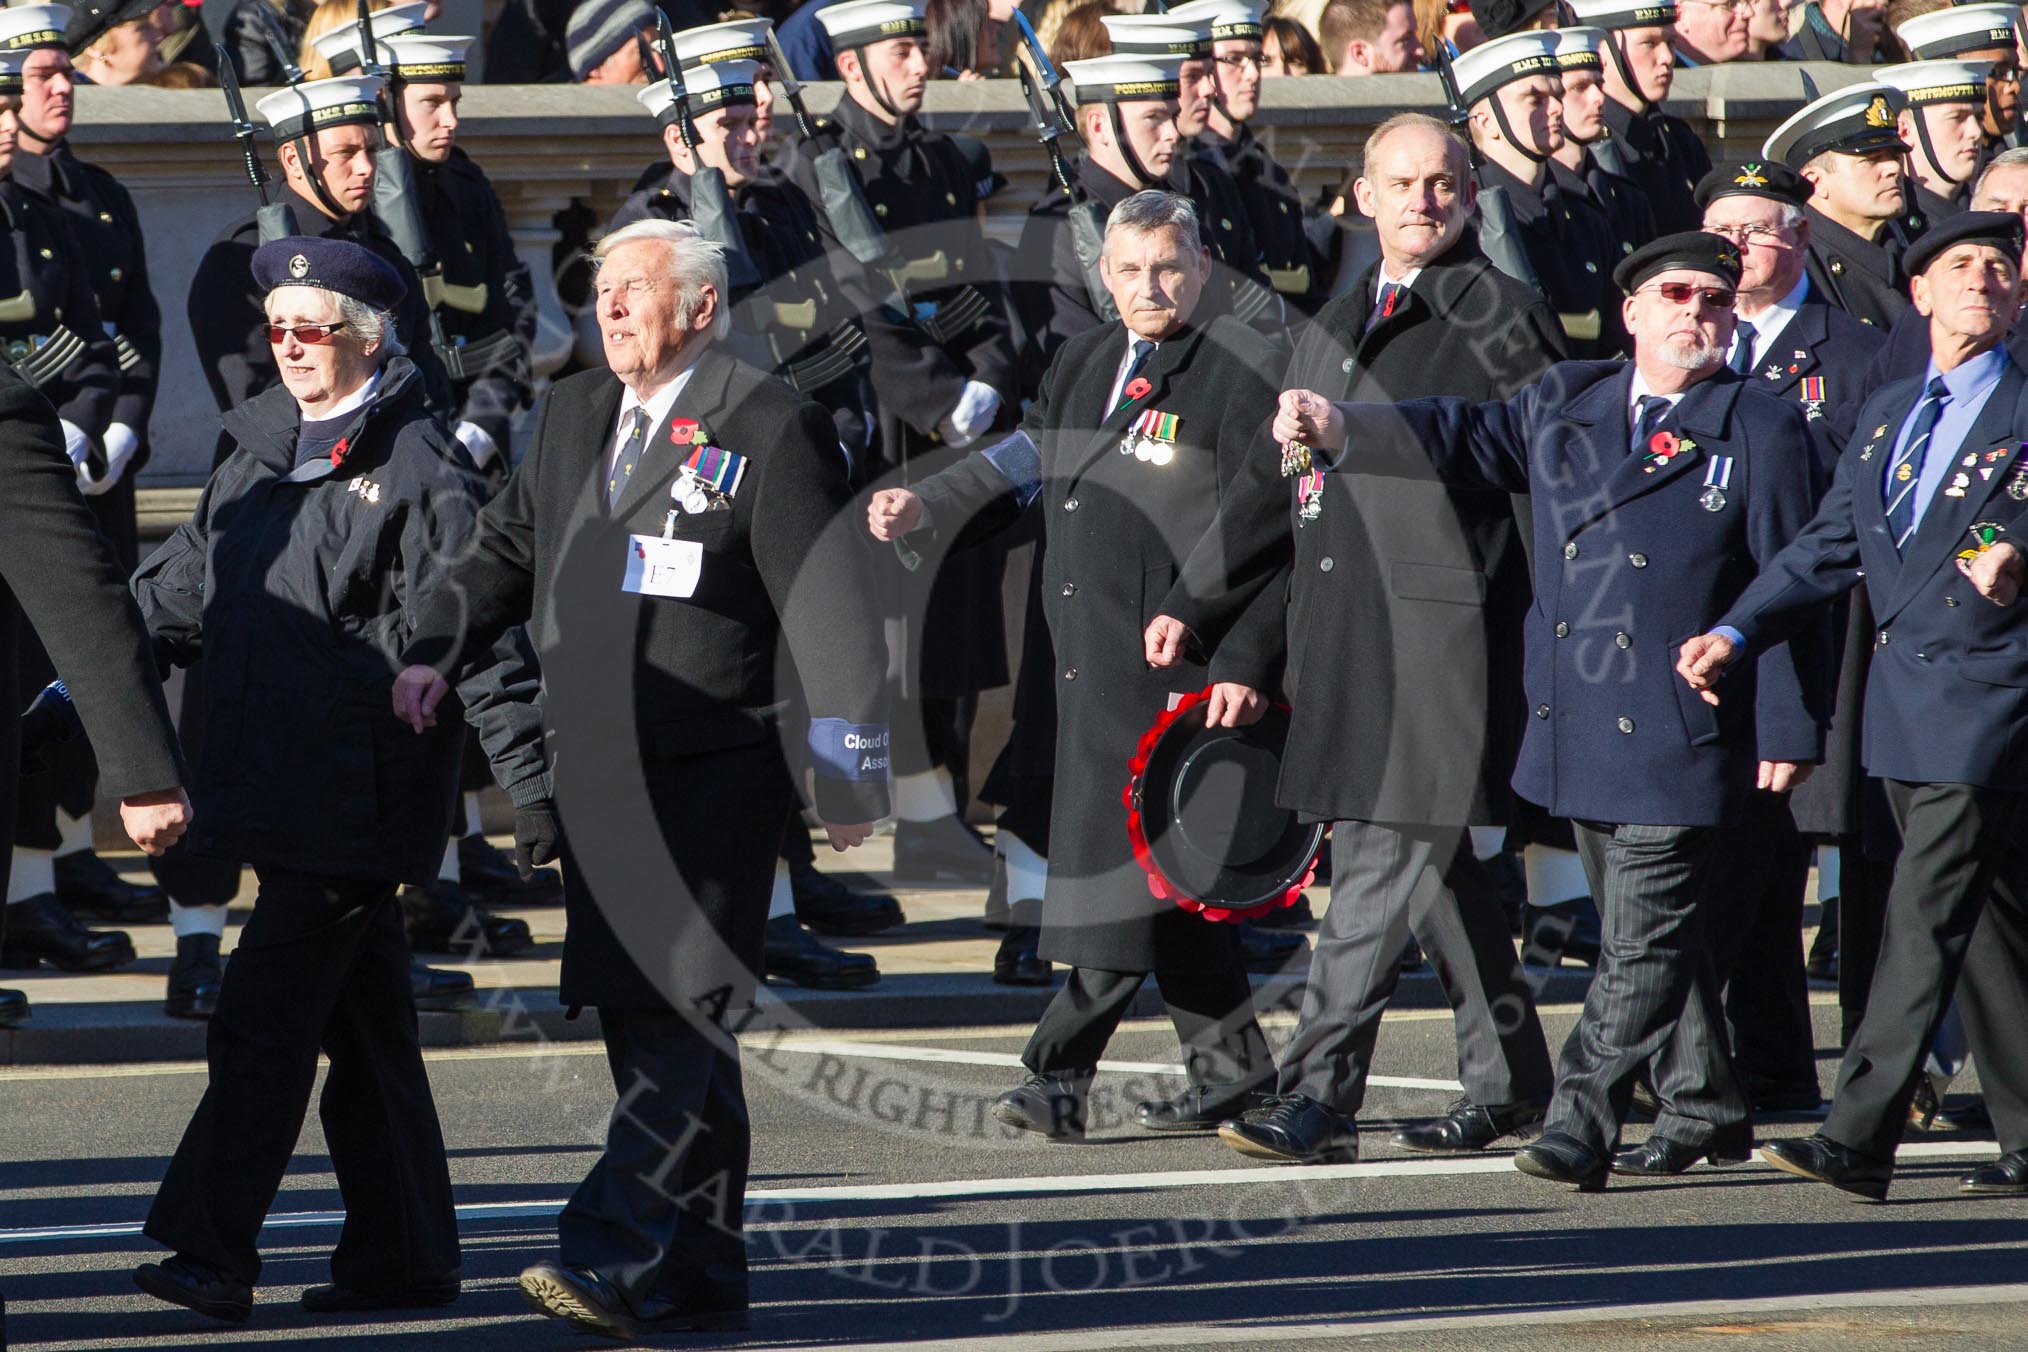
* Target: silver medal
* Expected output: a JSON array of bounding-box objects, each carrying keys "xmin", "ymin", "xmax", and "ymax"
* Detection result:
[{"xmin": 1700, "ymin": 486, "xmax": 1726, "ymax": 513}]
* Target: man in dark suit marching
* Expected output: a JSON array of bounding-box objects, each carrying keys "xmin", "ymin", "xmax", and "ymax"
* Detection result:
[
  {"xmin": 1277, "ymin": 232, "xmax": 1829, "ymax": 1188},
  {"xmin": 869, "ymin": 191, "xmax": 1286, "ymax": 1139},
  {"xmin": 396, "ymin": 219, "xmax": 892, "ymax": 1337},
  {"xmin": 1681, "ymin": 211, "xmax": 2028, "ymax": 1201},
  {"xmin": 1155, "ymin": 112, "xmax": 1563, "ymax": 1166}
]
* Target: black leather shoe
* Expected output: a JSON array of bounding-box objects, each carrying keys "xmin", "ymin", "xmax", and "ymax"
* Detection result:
[
  {"xmin": 1238, "ymin": 921, "xmax": 1305, "ymax": 973},
  {"xmin": 993, "ymin": 1071, "xmax": 1091, "ymax": 1140},
  {"xmin": 1217, "ymin": 1094, "xmax": 1359, "ymax": 1164},
  {"xmin": 55, "ymin": 850, "xmax": 168, "ymax": 922},
  {"xmin": 892, "ymin": 815, "xmax": 994, "ymax": 884},
  {"xmin": 402, "ymin": 880, "xmax": 534, "ymax": 958},
  {"xmin": 1612, "ymin": 1130, "xmax": 1752, "ymax": 1175},
  {"xmin": 1760, "ymin": 1133, "xmax": 1892, "ymax": 1201},
  {"xmin": 164, "ymin": 933, "xmax": 223, "ymax": 1020},
  {"xmin": 0, "ymin": 893, "xmax": 135, "ymax": 971},
  {"xmin": 1250, "ymin": 896, "xmax": 1315, "ymax": 929},
  {"xmin": 133, "ymin": 1255, "xmax": 252, "ymax": 1323},
  {"xmin": 1960, "ymin": 1150, "xmax": 2028, "ymax": 1196},
  {"xmin": 458, "ymin": 833, "xmax": 563, "ymax": 905},
  {"xmin": 992, "ymin": 924, "xmax": 1053, "ymax": 986},
  {"xmin": 1513, "ymin": 1130, "xmax": 1609, "ymax": 1191},
  {"xmin": 1393, "ymin": 1097, "xmax": 1545, "ymax": 1154},
  {"xmin": 763, "ymin": 914, "xmax": 878, "ymax": 989},
  {"xmin": 1136, "ymin": 1084, "xmax": 1269, "ymax": 1133},
  {"xmin": 791, "ymin": 858, "xmax": 902, "ymax": 936},
  {"xmin": 1398, "ymin": 938, "xmax": 1426, "ymax": 972},
  {"xmin": 302, "ymin": 1277, "xmax": 459, "ymax": 1312},
  {"xmin": 1523, "ymin": 898, "xmax": 1603, "ymax": 968},
  {"xmin": 519, "ymin": 1261, "xmax": 635, "ymax": 1339},
  {"xmin": 409, "ymin": 958, "xmax": 475, "ymax": 1012},
  {"xmin": 0, "ymin": 988, "xmax": 26, "ymax": 1027}
]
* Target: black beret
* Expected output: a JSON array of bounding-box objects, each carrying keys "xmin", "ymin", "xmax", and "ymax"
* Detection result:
[
  {"xmin": 65, "ymin": 0, "xmax": 153, "ymax": 54},
  {"xmin": 1902, "ymin": 210, "xmax": 2027, "ymax": 278},
  {"xmin": 1694, "ymin": 160, "xmax": 1812, "ymax": 211},
  {"xmin": 251, "ymin": 236, "xmax": 408, "ymax": 312},
  {"xmin": 1613, "ymin": 230, "xmax": 1745, "ymax": 294},
  {"xmin": 1469, "ymin": 0, "xmax": 1555, "ymax": 39}
]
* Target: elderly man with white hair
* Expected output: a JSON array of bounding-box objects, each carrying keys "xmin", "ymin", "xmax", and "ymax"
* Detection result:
[{"xmin": 396, "ymin": 218, "xmax": 892, "ymax": 1339}]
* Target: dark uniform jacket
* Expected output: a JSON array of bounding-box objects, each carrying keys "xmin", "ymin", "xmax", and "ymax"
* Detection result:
[
  {"xmin": 14, "ymin": 146, "xmax": 158, "ymax": 448},
  {"xmin": 1014, "ymin": 157, "xmax": 1138, "ymax": 381},
  {"xmin": 132, "ymin": 357, "xmax": 544, "ymax": 884},
  {"xmin": 1180, "ymin": 237, "xmax": 1566, "ymax": 828},
  {"xmin": 402, "ymin": 349, "xmax": 891, "ymax": 1011},
  {"xmin": 1721, "ymin": 347, "xmax": 2028, "ymax": 792},
  {"xmin": 1600, "ymin": 97, "xmax": 1712, "ymax": 235},
  {"xmin": 1555, "ymin": 151, "xmax": 1654, "ymax": 262},
  {"xmin": 1325, "ymin": 361, "xmax": 1828, "ymax": 828},
  {"xmin": 0, "ymin": 177, "xmax": 114, "ymax": 436},
  {"xmin": 0, "ymin": 365, "xmax": 184, "ymax": 894},
  {"xmin": 1180, "ymin": 148, "xmax": 1284, "ymax": 339},
  {"xmin": 411, "ymin": 148, "xmax": 537, "ymax": 462},
  {"xmin": 909, "ymin": 315, "xmax": 1283, "ymax": 973},
  {"xmin": 188, "ymin": 186, "xmax": 452, "ymax": 428},
  {"xmin": 1477, "ymin": 158, "xmax": 1627, "ymax": 359},
  {"xmin": 1897, "ymin": 178, "xmax": 1964, "ymax": 241},
  {"xmin": 1803, "ymin": 206, "xmax": 1909, "ymax": 331},
  {"xmin": 1194, "ymin": 125, "xmax": 1321, "ymax": 313}
]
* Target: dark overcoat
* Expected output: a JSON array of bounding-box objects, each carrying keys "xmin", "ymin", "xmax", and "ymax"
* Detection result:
[
  {"xmin": 1476, "ymin": 159, "xmax": 1627, "ymax": 359},
  {"xmin": 1803, "ymin": 207, "xmax": 1909, "ymax": 332},
  {"xmin": 0, "ymin": 177, "xmax": 114, "ymax": 434},
  {"xmin": 1600, "ymin": 98, "xmax": 1713, "ymax": 235}
]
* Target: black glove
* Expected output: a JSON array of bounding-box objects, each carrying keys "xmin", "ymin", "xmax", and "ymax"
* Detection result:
[
  {"xmin": 513, "ymin": 800, "xmax": 560, "ymax": 880},
  {"xmin": 19, "ymin": 680, "xmax": 81, "ymax": 772}
]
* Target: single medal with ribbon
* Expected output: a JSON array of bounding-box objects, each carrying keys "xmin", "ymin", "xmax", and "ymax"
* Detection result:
[
  {"xmin": 1958, "ymin": 520, "xmax": 2006, "ymax": 564},
  {"xmin": 1700, "ymin": 455, "xmax": 1732, "ymax": 512},
  {"xmin": 1296, "ymin": 469, "xmax": 1324, "ymax": 523},
  {"xmin": 675, "ymin": 442, "xmax": 747, "ymax": 514},
  {"xmin": 1124, "ymin": 408, "xmax": 1179, "ymax": 465}
]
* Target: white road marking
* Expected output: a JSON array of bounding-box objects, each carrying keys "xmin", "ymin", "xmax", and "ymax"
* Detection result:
[{"xmin": 0, "ymin": 1140, "xmax": 2000, "ymax": 1248}]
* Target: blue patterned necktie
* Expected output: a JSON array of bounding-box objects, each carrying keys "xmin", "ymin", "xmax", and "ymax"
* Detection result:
[
  {"xmin": 607, "ymin": 405, "xmax": 650, "ymax": 509},
  {"xmin": 1884, "ymin": 375, "xmax": 1951, "ymax": 551},
  {"xmin": 1630, "ymin": 393, "xmax": 1667, "ymax": 456},
  {"xmin": 1728, "ymin": 320, "xmax": 1757, "ymax": 376}
]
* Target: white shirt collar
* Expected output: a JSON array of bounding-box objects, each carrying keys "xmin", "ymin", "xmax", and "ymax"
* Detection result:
[
  {"xmin": 1107, "ymin": 330, "xmax": 1160, "ymax": 410},
  {"xmin": 1377, "ymin": 260, "xmax": 1424, "ymax": 293},
  {"xmin": 296, "ymin": 367, "xmax": 382, "ymax": 426},
  {"xmin": 1628, "ymin": 367, "xmax": 1687, "ymax": 417},
  {"xmin": 612, "ymin": 364, "xmax": 700, "ymax": 472},
  {"xmin": 1733, "ymin": 272, "xmax": 1810, "ymax": 367}
]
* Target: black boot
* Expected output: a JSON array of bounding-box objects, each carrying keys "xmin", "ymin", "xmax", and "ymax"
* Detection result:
[
  {"xmin": 1237, "ymin": 921, "xmax": 1304, "ymax": 974},
  {"xmin": 992, "ymin": 1070, "xmax": 1092, "ymax": 1140},
  {"xmin": 0, "ymin": 893, "xmax": 135, "ymax": 971},
  {"xmin": 457, "ymin": 833, "xmax": 563, "ymax": 905},
  {"xmin": 892, "ymin": 815, "xmax": 994, "ymax": 884},
  {"xmin": 993, "ymin": 898, "xmax": 1052, "ymax": 986},
  {"xmin": 763, "ymin": 914, "xmax": 879, "ymax": 989},
  {"xmin": 1807, "ymin": 895, "xmax": 1839, "ymax": 981},
  {"xmin": 790, "ymin": 856, "xmax": 902, "ymax": 936},
  {"xmin": 401, "ymin": 880, "xmax": 534, "ymax": 958},
  {"xmin": 0, "ymin": 988, "xmax": 26, "ymax": 1027},
  {"xmin": 410, "ymin": 958, "xmax": 475, "ymax": 1011},
  {"xmin": 164, "ymin": 933, "xmax": 224, "ymax": 1020},
  {"xmin": 55, "ymin": 850, "xmax": 168, "ymax": 923}
]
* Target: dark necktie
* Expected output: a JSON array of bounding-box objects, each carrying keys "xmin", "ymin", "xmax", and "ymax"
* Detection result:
[
  {"xmin": 1728, "ymin": 320, "xmax": 1758, "ymax": 376},
  {"xmin": 607, "ymin": 405, "xmax": 650, "ymax": 509},
  {"xmin": 1630, "ymin": 393, "xmax": 1668, "ymax": 456},
  {"xmin": 1884, "ymin": 375, "xmax": 1951, "ymax": 550},
  {"xmin": 1114, "ymin": 339, "xmax": 1155, "ymax": 410},
  {"xmin": 1367, "ymin": 281, "xmax": 1403, "ymax": 334}
]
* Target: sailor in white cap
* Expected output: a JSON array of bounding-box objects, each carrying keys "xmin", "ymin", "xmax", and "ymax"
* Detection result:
[
  {"xmin": 307, "ymin": 1, "xmax": 428, "ymax": 77},
  {"xmin": 1877, "ymin": 60, "xmax": 1994, "ymax": 232},
  {"xmin": 1765, "ymin": 82, "xmax": 1913, "ymax": 328},
  {"xmin": 1567, "ymin": 0, "xmax": 1714, "ymax": 232},
  {"xmin": 1453, "ymin": 29, "xmax": 1628, "ymax": 356},
  {"xmin": 664, "ymin": 16, "xmax": 780, "ymax": 140},
  {"xmin": 788, "ymin": 0, "xmax": 1020, "ymax": 889},
  {"xmin": 1893, "ymin": 3, "xmax": 2020, "ymax": 144},
  {"xmin": 1549, "ymin": 24, "xmax": 1659, "ymax": 257}
]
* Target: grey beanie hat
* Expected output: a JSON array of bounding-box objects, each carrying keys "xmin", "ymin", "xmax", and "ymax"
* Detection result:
[{"xmin": 568, "ymin": 0, "xmax": 654, "ymax": 80}]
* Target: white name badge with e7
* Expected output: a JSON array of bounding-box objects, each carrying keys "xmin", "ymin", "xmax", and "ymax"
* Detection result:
[{"xmin": 622, "ymin": 534, "xmax": 702, "ymax": 598}]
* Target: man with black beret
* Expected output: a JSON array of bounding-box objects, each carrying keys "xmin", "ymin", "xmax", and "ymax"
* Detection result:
[
  {"xmin": 1679, "ymin": 210, "xmax": 2028, "ymax": 1202},
  {"xmin": 1277, "ymin": 230, "xmax": 1830, "ymax": 1189},
  {"xmin": 1766, "ymin": 82, "xmax": 1915, "ymax": 330}
]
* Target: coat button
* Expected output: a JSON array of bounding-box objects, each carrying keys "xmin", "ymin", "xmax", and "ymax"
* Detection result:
[
  {"xmin": 1563, "ymin": 542, "xmax": 1579, "ymax": 560},
  {"xmin": 1341, "ymin": 357, "xmax": 1354, "ymax": 373},
  {"xmin": 854, "ymin": 146, "xmax": 867, "ymax": 160},
  {"xmin": 1536, "ymin": 703, "xmax": 1550, "ymax": 719},
  {"xmin": 1617, "ymin": 717, "xmax": 1635, "ymax": 734},
  {"xmin": 1615, "ymin": 631, "xmax": 1631, "ymax": 649},
  {"xmin": 1061, "ymin": 582, "xmax": 1076, "ymax": 596},
  {"xmin": 1945, "ymin": 596, "xmax": 1959, "ymax": 607},
  {"xmin": 874, "ymin": 203, "xmax": 888, "ymax": 217},
  {"xmin": 1629, "ymin": 553, "xmax": 1648, "ymax": 568},
  {"xmin": 1554, "ymin": 621, "xmax": 1569, "ymax": 638},
  {"xmin": 1063, "ymin": 667, "xmax": 1078, "ymax": 681},
  {"xmin": 38, "ymin": 247, "xmax": 51, "ymax": 260},
  {"xmin": 1319, "ymin": 556, "xmax": 1334, "ymax": 572},
  {"xmin": 1063, "ymin": 497, "xmax": 1078, "ymax": 511},
  {"xmin": 98, "ymin": 211, "xmax": 111, "ymax": 223},
  {"xmin": 109, "ymin": 267, "xmax": 122, "ymax": 281},
  {"xmin": 1877, "ymin": 629, "xmax": 1889, "ymax": 645}
]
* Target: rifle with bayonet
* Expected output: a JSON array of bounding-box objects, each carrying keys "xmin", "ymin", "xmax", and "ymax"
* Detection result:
[
  {"xmin": 768, "ymin": 26, "xmax": 895, "ymax": 271},
  {"xmin": 1010, "ymin": 10, "xmax": 1114, "ymax": 322},
  {"xmin": 217, "ymin": 43, "xmax": 298, "ymax": 243},
  {"xmin": 657, "ymin": 9, "xmax": 760, "ymax": 290},
  {"xmin": 242, "ymin": 0, "xmax": 305, "ymax": 84}
]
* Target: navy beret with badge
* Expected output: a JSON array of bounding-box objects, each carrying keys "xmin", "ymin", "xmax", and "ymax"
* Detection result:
[
  {"xmin": 251, "ymin": 236, "xmax": 408, "ymax": 311},
  {"xmin": 1613, "ymin": 230, "xmax": 1744, "ymax": 294},
  {"xmin": 1694, "ymin": 161, "xmax": 1812, "ymax": 211},
  {"xmin": 1901, "ymin": 210, "xmax": 2027, "ymax": 278}
]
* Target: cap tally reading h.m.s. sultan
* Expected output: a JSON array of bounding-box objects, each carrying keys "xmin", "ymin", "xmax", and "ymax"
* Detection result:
[
  {"xmin": 1564, "ymin": 0, "xmax": 1679, "ymax": 31},
  {"xmin": 1099, "ymin": 12, "xmax": 1214, "ymax": 56},
  {"xmin": 255, "ymin": 75, "xmax": 386, "ymax": 142},
  {"xmin": 1895, "ymin": 2, "xmax": 2019, "ymax": 60},
  {"xmin": 1449, "ymin": 29, "xmax": 1562, "ymax": 109},
  {"xmin": 1163, "ymin": 0, "xmax": 1265, "ymax": 42},
  {"xmin": 1613, "ymin": 230, "xmax": 1743, "ymax": 293}
]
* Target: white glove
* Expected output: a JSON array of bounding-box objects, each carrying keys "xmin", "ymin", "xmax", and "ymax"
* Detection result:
[
  {"xmin": 453, "ymin": 420, "xmax": 501, "ymax": 470},
  {"xmin": 936, "ymin": 380, "xmax": 1002, "ymax": 449},
  {"xmin": 100, "ymin": 422, "xmax": 141, "ymax": 488},
  {"xmin": 59, "ymin": 419, "xmax": 109, "ymax": 497}
]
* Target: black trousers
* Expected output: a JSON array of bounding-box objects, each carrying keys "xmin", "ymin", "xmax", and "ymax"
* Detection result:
[
  {"xmin": 1550, "ymin": 822, "xmax": 1747, "ymax": 1154},
  {"xmin": 1022, "ymin": 959, "xmax": 1271, "ymax": 1093},
  {"xmin": 1277, "ymin": 820, "xmax": 1552, "ymax": 1115},
  {"xmin": 1834, "ymin": 831, "xmax": 1896, "ymax": 1047},
  {"xmin": 1824, "ymin": 780, "xmax": 2028, "ymax": 1161},
  {"xmin": 558, "ymin": 1007, "xmax": 750, "ymax": 1314},
  {"xmin": 145, "ymin": 870, "xmax": 457, "ymax": 1288}
]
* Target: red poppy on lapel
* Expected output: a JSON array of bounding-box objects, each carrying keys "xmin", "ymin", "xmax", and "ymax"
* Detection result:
[
  {"xmin": 1124, "ymin": 377, "xmax": 1152, "ymax": 402},
  {"xmin": 330, "ymin": 437, "xmax": 349, "ymax": 469},
  {"xmin": 669, "ymin": 418, "xmax": 700, "ymax": 445},
  {"xmin": 1648, "ymin": 430, "xmax": 1679, "ymax": 457}
]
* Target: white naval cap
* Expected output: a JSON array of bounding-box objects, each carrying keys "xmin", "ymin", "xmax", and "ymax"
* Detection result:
[
  {"xmin": 1895, "ymin": 2, "xmax": 2019, "ymax": 60},
  {"xmin": 0, "ymin": 48, "xmax": 25, "ymax": 95},
  {"xmin": 1553, "ymin": 26, "xmax": 1607, "ymax": 71},
  {"xmin": 1164, "ymin": 0, "xmax": 1265, "ymax": 42},
  {"xmin": 1762, "ymin": 81, "xmax": 1906, "ymax": 169},
  {"xmin": 310, "ymin": 3, "xmax": 429, "ymax": 73},
  {"xmin": 668, "ymin": 15, "xmax": 774, "ymax": 69},
  {"xmin": 1450, "ymin": 29, "xmax": 1561, "ymax": 108},
  {"xmin": 0, "ymin": 4, "xmax": 72, "ymax": 50},
  {"xmin": 1065, "ymin": 52, "xmax": 1186, "ymax": 104},
  {"xmin": 256, "ymin": 74, "xmax": 385, "ymax": 141},
  {"xmin": 378, "ymin": 32, "xmax": 472, "ymax": 81},
  {"xmin": 1563, "ymin": 0, "xmax": 1678, "ymax": 31},
  {"xmin": 638, "ymin": 57, "xmax": 761, "ymax": 124},
  {"xmin": 1100, "ymin": 13, "xmax": 1213, "ymax": 57},
  {"xmin": 815, "ymin": 0, "xmax": 925, "ymax": 49},
  {"xmin": 1874, "ymin": 59, "xmax": 1990, "ymax": 107}
]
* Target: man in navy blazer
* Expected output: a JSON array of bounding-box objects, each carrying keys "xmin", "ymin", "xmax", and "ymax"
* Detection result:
[
  {"xmin": 1681, "ymin": 210, "xmax": 2028, "ymax": 1202},
  {"xmin": 1276, "ymin": 231, "xmax": 1829, "ymax": 1189}
]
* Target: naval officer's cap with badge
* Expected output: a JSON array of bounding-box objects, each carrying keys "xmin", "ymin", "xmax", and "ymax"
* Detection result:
[
  {"xmin": 1894, "ymin": 2, "xmax": 2020, "ymax": 61},
  {"xmin": 1762, "ymin": 81, "xmax": 1908, "ymax": 170}
]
